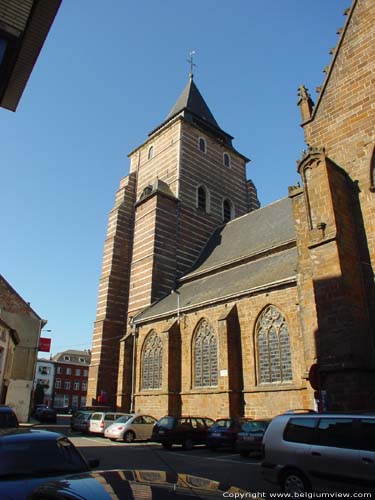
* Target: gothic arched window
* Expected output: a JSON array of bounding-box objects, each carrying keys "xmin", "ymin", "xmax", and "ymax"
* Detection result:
[
  {"xmin": 223, "ymin": 152, "xmax": 231, "ymax": 168},
  {"xmin": 148, "ymin": 145, "xmax": 154, "ymax": 160},
  {"xmin": 223, "ymin": 199, "xmax": 233, "ymax": 222},
  {"xmin": 142, "ymin": 331, "xmax": 163, "ymax": 390},
  {"xmin": 370, "ymin": 145, "xmax": 375, "ymax": 192},
  {"xmin": 255, "ymin": 305, "xmax": 293, "ymax": 384},
  {"xmin": 198, "ymin": 137, "xmax": 206, "ymax": 153},
  {"xmin": 193, "ymin": 319, "xmax": 218, "ymax": 387},
  {"xmin": 197, "ymin": 186, "xmax": 208, "ymax": 212}
]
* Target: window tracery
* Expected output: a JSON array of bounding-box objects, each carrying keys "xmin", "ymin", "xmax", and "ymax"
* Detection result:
[
  {"xmin": 142, "ymin": 331, "xmax": 163, "ymax": 390},
  {"xmin": 193, "ymin": 319, "xmax": 218, "ymax": 387}
]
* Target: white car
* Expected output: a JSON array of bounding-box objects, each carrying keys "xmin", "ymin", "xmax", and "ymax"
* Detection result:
[{"xmin": 104, "ymin": 414, "xmax": 157, "ymax": 442}]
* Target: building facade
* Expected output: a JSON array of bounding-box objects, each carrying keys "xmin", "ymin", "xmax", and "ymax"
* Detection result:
[
  {"xmin": 52, "ymin": 350, "xmax": 90, "ymax": 410},
  {"xmin": 88, "ymin": 0, "xmax": 375, "ymax": 419},
  {"xmin": 0, "ymin": 274, "xmax": 46, "ymax": 422},
  {"xmin": 34, "ymin": 359, "xmax": 55, "ymax": 407},
  {"xmin": 0, "ymin": 317, "xmax": 19, "ymax": 405}
]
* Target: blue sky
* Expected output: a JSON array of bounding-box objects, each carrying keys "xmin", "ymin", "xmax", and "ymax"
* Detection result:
[{"xmin": 1, "ymin": 0, "xmax": 348, "ymax": 355}]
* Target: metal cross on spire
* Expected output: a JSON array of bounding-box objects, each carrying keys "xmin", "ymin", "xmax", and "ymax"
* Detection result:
[{"xmin": 187, "ymin": 50, "xmax": 196, "ymax": 79}]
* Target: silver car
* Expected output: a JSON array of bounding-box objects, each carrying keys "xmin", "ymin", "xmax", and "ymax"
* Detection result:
[
  {"xmin": 261, "ymin": 412, "xmax": 375, "ymax": 494},
  {"xmin": 104, "ymin": 414, "xmax": 157, "ymax": 442}
]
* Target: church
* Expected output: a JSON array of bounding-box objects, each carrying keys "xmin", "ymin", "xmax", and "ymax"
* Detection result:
[{"xmin": 87, "ymin": 0, "xmax": 375, "ymax": 419}]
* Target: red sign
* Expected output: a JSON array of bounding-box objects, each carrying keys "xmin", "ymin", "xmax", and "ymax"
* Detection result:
[{"xmin": 38, "ymin": 337, "xmax": 51, "ymax": 352}]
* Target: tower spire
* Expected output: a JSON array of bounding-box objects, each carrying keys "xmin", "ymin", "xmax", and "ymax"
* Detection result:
[{"xmin": 187, "ymin": 50, "xmax": 196, "ymax": 79}]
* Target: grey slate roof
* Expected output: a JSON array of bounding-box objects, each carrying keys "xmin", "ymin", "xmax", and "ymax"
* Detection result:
[
  {"xmin": 135, "ymin": 247, "xmax": 297, "ymax": 323},
  {"xmin": 186, "ymin": 197, "xmax": 296, "ymax": 278},
  {"xmin": 165, "ymin": 77, "xmax": 220, "ymax": 129},
  {"xmin": 134, "ymin": 197, "xmax": 297, "ymax": 324},
  {"xmin": 52, "ymin": 350, "xmax": 91, "ymax": 365}
]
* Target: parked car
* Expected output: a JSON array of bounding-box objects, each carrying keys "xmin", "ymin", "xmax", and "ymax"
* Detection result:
[
  {"xmin": 0, "ymin": 405, "xmax": 18, "ymax": 428},
  {"xmin": 33, "ymin": 406, "xmax": 57, "ymax": 423},
  {"xmin": 236, "ymin": 419, "xmax": 271, "ymax": 457},
  {"xmin": 29, "ymin": 469, "xmax": 250, "ymax": 500},
  {"xmin": 0, "ymin": 428, "xmax": 99, "ymax": 500},
  {"xmin": 71, "ymin": 411, "xmax": 92, "ymax": 433},
  {"xmin": 261, "ymin": 412, "xmax": 375, "ymax": 494},
  {"xmin": 207, "ymin": 418, "xmax": 253, "ymax": 451},
  {"xmin": 88, "ymin": 411, "xmax": 128, "ymax": 435},
  {"xmin": 104, "ymin": 413, "xmax": 156, "ymax": 442},
  {"xmin": 152, "ymin": 416, "xmax": 214, "ymax": 450}
]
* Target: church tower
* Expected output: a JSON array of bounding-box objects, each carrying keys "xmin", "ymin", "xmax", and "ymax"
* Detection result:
[{"xmin": 87, "ymin": 74, "xmax": 259, "ymax": 408}]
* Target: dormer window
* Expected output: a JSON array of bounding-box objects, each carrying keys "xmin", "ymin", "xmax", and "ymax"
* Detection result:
[
  {"xmin": 79, "ymin": 357, "xmax": 85, "ymax": 363},
  {"xmin": 198, "ymin": 137, "xmax": 206, "ymax": 153},
  {"xmin": 63, "ymin": 355, "xmax": 70, "ymax": 361},
  {"xmin": 148, "ymin": 145, "xmax": 154, "ymax": 160},
  {"xmin": 223, "ymin": 153, "xmax": 231, "ymax": 168}
]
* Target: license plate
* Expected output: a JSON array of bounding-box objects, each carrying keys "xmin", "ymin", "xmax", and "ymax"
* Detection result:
[{"xmin": 244, "ymin": 436, "xmax": 255, "ymax": 441}]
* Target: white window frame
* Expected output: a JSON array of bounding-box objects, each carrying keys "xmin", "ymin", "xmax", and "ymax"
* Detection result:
[
  {"xmin": 222, "ymin": 198, "xmax": 235, "ymax": 221},
  {"xmin": 148, "ymin": 144, "xmax": 154, "ymax": 160},
  {"xmin": 73, "ymin": 381, "xmax": 80, "ymax": 391}
]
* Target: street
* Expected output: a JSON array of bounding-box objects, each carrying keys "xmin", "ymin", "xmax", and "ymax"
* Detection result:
[{"xmin": 33, "ymin": 416, "xmax": 279, "ymax": 495}]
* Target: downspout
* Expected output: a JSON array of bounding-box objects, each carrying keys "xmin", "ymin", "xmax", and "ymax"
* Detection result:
[{"xmin": 130, "ymin": 319, "xmax": 138, "ymax": 413}]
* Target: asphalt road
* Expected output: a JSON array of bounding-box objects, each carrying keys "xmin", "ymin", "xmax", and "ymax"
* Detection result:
[{"xmin": 33, "ymin": 416, "xmax": 279, "ymax": 495}]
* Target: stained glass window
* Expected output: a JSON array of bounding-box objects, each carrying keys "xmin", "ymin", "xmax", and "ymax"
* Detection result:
[
  {"xmin": 142, "ymin": 331, "xmax": 163, "ymax": 390},
  {"xmin": 255, "ymin": 305, "xmax": 293, "ymax": 384},
  {"xmin": 193, "ymin": 320, "xmax": 218, "ymax": 387}
]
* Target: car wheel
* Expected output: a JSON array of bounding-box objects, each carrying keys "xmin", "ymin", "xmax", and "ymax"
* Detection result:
[
  {"xmin": 182, "ymin": 438, "xmax": 193, "ymax": 450},
  {"xmin": 162, "ymin": 443, "xmax": 172, "ymax": 450},
  {"xmin": 124, "ymin": 431, "xmax": 136, "ymax": 443},
  {"xmin": 281, "ymin": 469, "xmax": 311, "ymax": 494},
  {"xmin": 239, "ymin": 450, "xmax": 250, "ymax": 458}
]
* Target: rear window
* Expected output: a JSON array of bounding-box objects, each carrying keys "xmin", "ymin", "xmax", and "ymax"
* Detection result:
[
  {"xmin": 115, "ymin": 415, "xmax": 133, "ymax": 424},
  {"xmin": 283, "ymin": 417, "xmax": 317, "ymax": 444},
  {"xmin": 316, "ymin": 418, "xmax": 358, "ymax": 450},
  {"xmin": 0, "ymin": 412, "xmax": 18, "ymax": 428},
  {"xmin": 211, "ymin": 419, "xmax": 231, "ymax": 429},
  {"xmin": 157, "ymin": 417, "xmax": 176, "ymax": 430},
  {"xmin": 90, "ymin": 413, "xmax": 103, "ymax": 421},
  {"xmin": 241, "ymin": 420, "xmax": 268, "ymax": 433}
]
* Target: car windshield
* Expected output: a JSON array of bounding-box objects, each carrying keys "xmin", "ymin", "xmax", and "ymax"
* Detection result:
[
  {"xmin": 114, "ymin": 415, "xmax": 133, "ymax": 423},
  {"xmin": 0, "ymin": 437, "xmax": 88, "ymax": 478},
  {"xmin": 211, "ymin": 419, "xmax": 231, "ymax": 429}
]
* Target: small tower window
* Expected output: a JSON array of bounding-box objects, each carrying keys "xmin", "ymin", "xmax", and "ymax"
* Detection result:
[
  {"xmin": 148, "ymin": 145, "xmax": 154, "ymax": 160},
  {"xmin": 223, "ymin": 153, "xmax": 231, "ymax": 168},
  {"xmin": 223, "ymin": 199, "xmax": 233, "ymax": 222},
  {"xmin": 198, "ymin": 137, "xmax": 206, "ymax": 153},
  {"xmin": 197, "ymin": 186, "xmax": 208, "ymax": 212}
]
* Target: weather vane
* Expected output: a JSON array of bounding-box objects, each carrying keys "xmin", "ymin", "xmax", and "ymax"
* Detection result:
[{"xmin": 187, "ymin": 50, "xmax": 196, "ymax": 79}]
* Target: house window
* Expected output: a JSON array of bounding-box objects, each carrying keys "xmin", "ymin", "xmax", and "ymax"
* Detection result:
[
  {"xmin": 72, "ymin": 395, "xmax": 79, "ymax": 408},
  {"xmin": 223, "ymin": 199, "xmax": 233, "ymax": 222},
  {"xmin": 82, "ymin": 381, "xmax": 87, "ymax": 391},
  {"xmin": 255, "ymin": 305, "xmax": 293, "ymax": 384},
  {"xmin": 81, "ymin": 396, "xmax": 86, "ymax": 407},
  {"xmin": 75, "ymin": 369, "xmax": 81, "ymax": 376},
  {"xmin": 64, "ymin": 355, "xmax": 70, "ymax": 361},
  {"xmin": 55, "ymin": 379, "xmax": 61, "ymax": 389},
  {"xmin": 142, "ymin": 331, "xmax": 163, "ymax": 390},
  {"xmin": 66, "ymin": 368, "xmax": 72, "ymax": 375},
  {"xmin": 83, "ymin": 369, "xmax": 88, "ymax": 377},
  {"xmin": 56, "ymin": 367, "xmax": 62, "ymax": 375},
  {"xmin": 193, "ymin": 319, "xmax": 218, "ymax": 388},
  {"xmin": 79, "ymin": 357, "xmax": 85, "ymax": 363},
  {"xmin": 198, "ymin": 137, "xmax": 206, "ymax": 153},
  {"xmin": 148, "ymin": 145, "xmax": 154, "ymax": 160},
  {"xmin": 73, "ymin": 381, "xmax": 80, "ymax": 391},
  {"xmin": 223, "ymin": 152, "xmax": 231, "ymax": 168},
  {"xmin": 64, "ymin": 381, "xmax": 71, "ymax": 390}
]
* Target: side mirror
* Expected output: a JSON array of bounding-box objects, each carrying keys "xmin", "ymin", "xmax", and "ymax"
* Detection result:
[{"xmin": 88, "ymin": 458, "xmax": 100, "ymax": 469}]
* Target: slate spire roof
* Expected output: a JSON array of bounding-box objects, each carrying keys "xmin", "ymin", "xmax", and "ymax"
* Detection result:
[{"xmin": 165, "ymin": 75, "xmax": 220, "ymax": 129}]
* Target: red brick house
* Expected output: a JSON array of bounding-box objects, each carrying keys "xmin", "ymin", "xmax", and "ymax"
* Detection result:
[{"xmin": 52, "ymin": 350, "xmax": 90, "ymax": 410}]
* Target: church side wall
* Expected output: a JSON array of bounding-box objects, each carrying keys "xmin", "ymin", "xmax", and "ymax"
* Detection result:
[{"xmin": 133, "ymin": 283, "xmax": 312, "ymax": 420}]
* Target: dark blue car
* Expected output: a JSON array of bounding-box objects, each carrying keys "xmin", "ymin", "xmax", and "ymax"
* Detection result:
[
  {"xmin": 0, "ymin": 428, "xmax": 99, "ymax": 500},
  {"xmin": 207, "ymin": 418, "xmax": 253, "ymax": 451}
]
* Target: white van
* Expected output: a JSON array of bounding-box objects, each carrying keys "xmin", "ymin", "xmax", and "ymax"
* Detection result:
[{"xmin": 88, "ymin": 412, "xmax": 127, "ymax": 435}]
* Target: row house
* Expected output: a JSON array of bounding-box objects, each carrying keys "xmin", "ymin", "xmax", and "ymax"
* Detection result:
[{"xmin": 52, "ymin": 350, "xmax": 91, "ymax": 410}]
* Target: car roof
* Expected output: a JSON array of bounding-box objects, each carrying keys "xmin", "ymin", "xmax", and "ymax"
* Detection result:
[
  {"xmin": 279, "ymin": 412, "xmax": 375, "ymax": 418},
  {"xmin": 0, "ymin": 428, "xmax": 63, "ymax": 442},
  {"xmin": 0, "ymin": 406, "xmax": 15, "ymax": 413}
]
